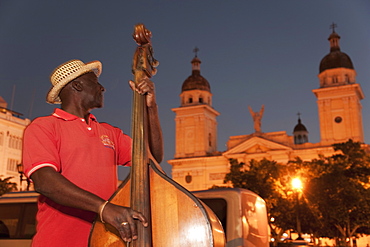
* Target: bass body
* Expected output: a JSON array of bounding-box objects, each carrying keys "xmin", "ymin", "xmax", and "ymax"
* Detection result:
[{"xmin": 89, "ymin": 159, "xmax": 225, "ymax": 246}]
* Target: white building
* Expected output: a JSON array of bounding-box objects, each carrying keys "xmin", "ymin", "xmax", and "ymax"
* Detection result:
[{"xmin": 0, "ymin": 96, "xmax": 31, "ymax": 191}]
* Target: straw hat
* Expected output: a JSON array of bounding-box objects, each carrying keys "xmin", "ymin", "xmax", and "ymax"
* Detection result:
[{"xmin": 47, "ymin": 59, "xmax": 102, "ymax": 104}]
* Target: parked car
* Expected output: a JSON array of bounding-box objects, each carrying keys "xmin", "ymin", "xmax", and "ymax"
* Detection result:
[{"xmin": 194, "ymin": 188, "xmax": 270, "ymax": 247}]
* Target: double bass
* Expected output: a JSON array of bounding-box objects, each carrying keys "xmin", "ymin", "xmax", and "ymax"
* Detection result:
[{"xmin": 89, "ymin": 24, "xmax": 225, "ymax": 247}]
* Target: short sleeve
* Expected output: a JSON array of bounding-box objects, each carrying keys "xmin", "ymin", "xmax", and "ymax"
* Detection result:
[
  {"xmin": 117, "ymin": 131, "xmax": 132, "ymax": 167},
  {"xmin": 22, "ymin": 118, "xmax": 61, "ymax": 178}
]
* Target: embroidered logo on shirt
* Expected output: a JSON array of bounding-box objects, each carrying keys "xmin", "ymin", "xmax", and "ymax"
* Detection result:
[{"xmin": 100, "ymin": 135, "xmax": 115, "ymax": 150}]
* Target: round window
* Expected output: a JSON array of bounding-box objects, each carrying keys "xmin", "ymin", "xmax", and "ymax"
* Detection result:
[{"xmin": 334, "ymin": 116, "xmax": 342, "ymax": 123}]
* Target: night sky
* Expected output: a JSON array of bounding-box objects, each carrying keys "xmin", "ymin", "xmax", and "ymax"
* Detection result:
[{"xmin": 1, "ymin": 1, "xmax": 369, "ymax": 179}]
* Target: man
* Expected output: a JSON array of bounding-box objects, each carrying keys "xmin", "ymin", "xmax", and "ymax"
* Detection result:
[{"xmin": 22, "ymin": 59, "xmax": 163, "ymax": 246}]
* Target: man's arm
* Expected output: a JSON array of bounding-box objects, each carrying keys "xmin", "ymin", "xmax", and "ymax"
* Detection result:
[
  {"xmin": 31, "ymin": 167, "xmax": 147, "ymax": 242},
  {"xmin": 129, "ymin": 78, "xmax": 164, "ymax": 163},
  {"xmin": 147, "ymin": 103, "xmax": 164, "ymax": 163}
]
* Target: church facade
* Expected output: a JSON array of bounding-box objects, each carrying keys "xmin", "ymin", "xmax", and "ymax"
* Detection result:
[{"xmin": 168, "ymin": 29, "xmax": 366, "ymax": 191}]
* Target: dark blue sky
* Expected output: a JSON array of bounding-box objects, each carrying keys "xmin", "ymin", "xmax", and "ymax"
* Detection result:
[{"xmin": 1, "ymin": 1, "xmax": 370, "ymax": 178}]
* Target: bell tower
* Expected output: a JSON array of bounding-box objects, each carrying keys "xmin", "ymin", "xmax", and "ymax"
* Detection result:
[
  {"xmin": 171, "ymin": 49, "xmax": 220, "ymax": 158},
  {"xmin": 312, "ymin": 24, "xmax": 364, "ymax": 144}
]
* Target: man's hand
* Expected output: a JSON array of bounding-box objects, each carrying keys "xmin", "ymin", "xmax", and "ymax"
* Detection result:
[
  {"xmin": 102, "ymin": 203, "xmax": 148, "ymax": 242},
  {"xmin": 129, "ymin": 77, "xmax": 157, "ymax": 108},
  {"xmin": 128, "ymin": 76, "xmax": 164, "ymax": 163}
]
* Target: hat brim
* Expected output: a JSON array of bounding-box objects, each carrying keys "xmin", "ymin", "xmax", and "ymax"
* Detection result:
[{"xmin": 46, "ymin": 60, "xmax": 102, "ymax": 104}]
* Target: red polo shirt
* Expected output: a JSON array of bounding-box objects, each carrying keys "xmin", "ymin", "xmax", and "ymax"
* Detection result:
[{"xmin": 23, "ymin": 108, "xmax": 131, "ymax": 246}]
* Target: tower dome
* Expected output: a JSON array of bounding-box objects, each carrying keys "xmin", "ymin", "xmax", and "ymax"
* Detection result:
[
  {"xmin": 293, "ymin": 115, "xmax": 309, "ymax": 144},
  {"xmin": 317, "ymin": 24, "xmax": 357, "ymax": 88},
  {"xmin": 319, "ymin": 29, "xmax": 354, "ymax": 73},
  {"xmin": 181, "ymin": 56, "xmax": 211, "ymax": 92},
  {"xmin": 180, "ymin": 49, "xmax": 213, "ymax": 107},
  {"xmin": 293, "ymin": 118, "xmax": 308, "ymax": 132}
]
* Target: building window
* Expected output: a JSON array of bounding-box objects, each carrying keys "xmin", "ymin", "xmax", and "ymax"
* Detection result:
[
  {"xmin": 0, "ymin": 132, "xmax": 3, "ymax": 145},
  {"xmin": 199, "ymin": 97, "xmax": 203, "ymax": 103},
  {"xmin": 8, "ymin": 135, "xmax": 22, "ymax": 149},
  {"xmin": 7, "ymin": 159, "xmax": 19, "ymax": 172},
  {"xmin": 188, "ymin": 97, "xmax": 193, "ymax": 103}
]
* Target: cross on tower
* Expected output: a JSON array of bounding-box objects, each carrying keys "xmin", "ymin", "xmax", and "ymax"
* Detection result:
[
  {"xmin": 193, "ymin": 47, "xmax": 199, "ymax": 57},
  {"xmin": 330, "ymin": 22, "xmax": 337, "ymax": 33}
]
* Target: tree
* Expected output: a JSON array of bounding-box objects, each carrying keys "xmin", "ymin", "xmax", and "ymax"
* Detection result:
[
  {"xmin": 223, "ymin": 140, "xmax": 370, "ymax": 246},
  {"xmin": 224, "ymin": 158, "xmax": 281, "ymax": 199},
  {"xmin": 0, "ymin": 176, "xmax": 17, "ymax": 196},
  {"xmin": 301, "ymin": 140, "xmax": 370, "ymax": 246}
]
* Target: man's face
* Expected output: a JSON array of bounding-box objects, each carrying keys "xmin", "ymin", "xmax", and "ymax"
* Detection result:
[{"xmin": 79, "ymin": 72, "xmax": 105, "ymax": 109}]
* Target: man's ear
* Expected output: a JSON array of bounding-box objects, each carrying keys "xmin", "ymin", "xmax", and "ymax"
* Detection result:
[{"xmin": 71, "ymin": 80, "xmax": 83, "ymax": 92}]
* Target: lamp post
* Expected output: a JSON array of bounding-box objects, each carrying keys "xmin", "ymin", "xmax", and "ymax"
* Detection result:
[
  {"xmin": 292, "ymin": 177, "xmax": 303, "ymax": 240},
  {"xmin": 16, "ymin": 164, "xmax": 29, "ymax": 191}
]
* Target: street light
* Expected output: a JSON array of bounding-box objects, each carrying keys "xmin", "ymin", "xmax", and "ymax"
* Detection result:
[
  {"xmin": 16, "ymin": 164, "xmax": 30, "ymax": 191},
  {"xmin": 292, "ymin": 177, "xmax": 303, "ymax": 240},
  {"xmin": 292, "ymin": 177, "xmax": 302, "ymax": 191}
]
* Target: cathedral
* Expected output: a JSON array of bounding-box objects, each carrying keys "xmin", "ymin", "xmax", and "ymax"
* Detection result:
[{"xmin": 168, "ymin": 28, "xmax": 366, "ymax": 191}]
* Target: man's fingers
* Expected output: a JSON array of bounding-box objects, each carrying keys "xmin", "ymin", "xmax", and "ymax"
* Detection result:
[
  {"xmin": 119, "ymin": 221, "xmax": 133, "ymax": 242},
  {"xmin": 128, "ymin": 80, "xmax": 135, "ymax": 90},
  {"xmin": 132, "ymin": 212, "xmax": 149, "ymax": 227},
  {"xmin": 128, "ymin": 78, "xmax": 154, "ymax": 95},
  {"xmin": 128, "ymin": 221, "xmax": 138, "ymax": 241},
  {"xmin": 115, "ymin": 208, "xmax": 148, "ymax": 242}
]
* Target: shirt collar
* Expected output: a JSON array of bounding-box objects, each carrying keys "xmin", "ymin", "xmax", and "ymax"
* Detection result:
[{"xmin": 52, "ymin": 108, "xmax": 97, "ymax": 122}]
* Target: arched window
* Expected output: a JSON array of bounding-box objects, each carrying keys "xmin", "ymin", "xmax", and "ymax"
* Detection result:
[
  {"xmin": 17, "ymin": 137, "xmax": 22, "ymax": 149},
  {"xmin": 303, "ymin": 135, "xmax": 308, "ymax": 143},
  {"xmin": 9, "ymin": 135, "xmax": 13, "ymax": 148},
  {"xmin": 333, "ymin": 76, "xmax": 338, "ymax": 84},
  {"xmin": 295, "ymin": 135, "xmax": 302, "ymax": 144}
]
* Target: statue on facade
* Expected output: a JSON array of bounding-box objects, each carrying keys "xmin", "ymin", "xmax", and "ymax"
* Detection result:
[{"xmin": 248, "ymin": 105, "xmax": 264, "ymax": 133}]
